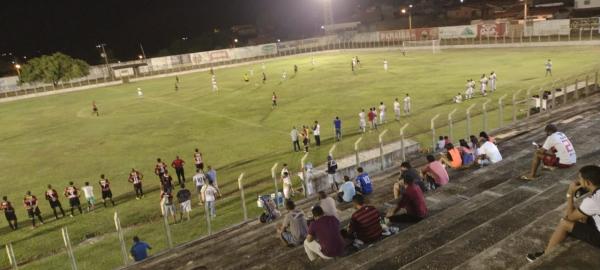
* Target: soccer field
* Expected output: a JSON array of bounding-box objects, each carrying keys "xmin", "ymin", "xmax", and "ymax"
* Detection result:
[{"xmin": 1, "ymin": 46, "xmax": 599, "ymax": 269}]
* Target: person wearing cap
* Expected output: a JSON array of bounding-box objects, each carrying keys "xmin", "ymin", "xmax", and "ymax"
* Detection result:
[
  {"xmin": 326, "ymin": 155, "xmax": 339, "ymax": 192},
  {"xmin": 521, "ymin": 124, "xmax": 576, "ymax": 180}
]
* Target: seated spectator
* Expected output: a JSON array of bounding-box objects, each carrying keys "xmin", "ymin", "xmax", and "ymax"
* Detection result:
[
  {"xmin": 343, "ymin": 194, "xmax": 382, "ymax": 245},
  {"xmin": 458, "ymin": 139, "xmax": 475, "ymax": 166},
  {"xmin": 304, "ymin": 206, "xmax": 345, "ymax": 261},
  {"xmin": 476, "ymin": 137, "xmax": 502, "ymax": 166},
  {"xmin": 394, "ymin": 162, "xmax": 427, "ymax": 199},
  {"xmin": 355, "ymin": 167, "xmax": 373, "ymax": 195},
  {"xmin": 469, "ymin": 135, "xmax": 479, "ymax": 152},
  {"xmin": 439, "ymin": 143, "xmax": 463, "ymax": 169},
  {"xmin": 444, "ymin": 136, "xmax": 451, "ymax": 146},
  {"xmin": 479, "ymin": 131, "xmax": 496, "ymax": 144},
  {"xmin": 436, "ymin": 136, "xmax": 445, "ymax": 152},
  {"xmin": 318, "ymin": 191, "xmax": 339, "ymax": 221},
  {"xmin": 277, "ymin": 200, "xmax": 308, "ymax": 247},
  {"xmin": 421, "ymin": 155, "xmax": 449, "ymax": 190},
  {"xmin": 527, "ymin": 165, "xmax": 600, "ymax": 262},
  {"xmin": 337, "ymin": 176, "xmax": 356, "ymax": 203},
  {"xmin": 386, "ymin": 173, "xmax": 428, "ymax": 224},
  {"xmin": 521, "ymin": 124, "xmax": 576, "ymax": 180}
]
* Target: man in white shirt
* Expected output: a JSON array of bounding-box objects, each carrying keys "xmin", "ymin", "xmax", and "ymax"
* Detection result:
[
  {"xmin": 192, "ymin": 169, "xmax": 207, "ymax": 205},
  {"xmin": 453, "ymin": 93, "xmax": 463, "ymax": 103},
  {"xmin": 465, "ymin": 79, "xmax": 474, "ymax": 100},
  {"xmin": 383, "ymin": 59, "xmax": 388, "ymax": 72},
  {"xmin": 291, "ymin": 127, "xmax": 300, "ymax": 152},
  {"xmin": 81, "ymin": 182, "xmax": 95, "ymax": 212},
  {"xmin": 527, "ymin": 165, "xmax": 600, "ymax": 262},
  {"xmin": 379, "ymin": 102, "xmax": 386, "ymax": 124},
  {"xmin": 318, "ymin": 191, "xmax": 340, "ymax": 221},
  {"xmin": 476, "ymin": 138, "xmax": 502, "ymax": 166},
  {"xmin": 201, "ymin": 180, "xmax": 221, "ymax": 219},
  {"xmin": 211, "ymin": 75, "xmax": 218, "ymax": 92},
  {"xmin": 359, "ymin": 109, "xmax": 367, "ymax": 133},
  {"xmin": 479, "ymin": 74, "xmax": 488, "ymax": 96},
  {"xmin": 403, "ymin": 94, "xmax": 411, "ymax": 115},
  {"xmin": 393, "ymin": 98, "xmax": 401, "ymax": 121},
  {"xmin": 522, "ymin": 124, "xmax": 576, "ymax": 180},
  {"xmin": 489, "ymin": 72, "xmax": 497, "ymax": 92},
  {"xmin": 313, "ymin": 121, "xmax": 321, "ymax": 146},
  {"xmin": 282, "ymin": 172, "xmax": 294, "ymax": 199}
]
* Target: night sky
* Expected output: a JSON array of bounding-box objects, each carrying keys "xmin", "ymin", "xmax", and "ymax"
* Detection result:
[{"xmin": 0, "ymin": 0, "xmax": 354, "ymax": 65}]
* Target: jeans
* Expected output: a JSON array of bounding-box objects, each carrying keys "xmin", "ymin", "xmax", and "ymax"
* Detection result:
[
  {"xmin": 315, "ymin": 135, "xmax": 321, "ymax": 146},
  {"xmin": 293, "ymin": 140, "xmax": 301, "ymax": 151},
  {"xmin": 175, "ymin": 167, "xmax": 185, "ymax": 185},
  {"xmin": 335, "ymin": 128, "xmax": 341, "ymax": 141},
  {"xmin": 206, "ymin": 201, "xmax": 216, "ymax": 218}
]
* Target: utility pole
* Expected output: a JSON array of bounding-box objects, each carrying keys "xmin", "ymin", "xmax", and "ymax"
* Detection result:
[
  {"xmin": 323, "ymin": 0, "xmax": 334, "ymax": 27},
  {"xmin": 97, "ymin": 43, "xmax": 112, "ymax": 79},
  {"xmin": 139, "ymin": 43, "xmax": 147, "ymax": 59}
]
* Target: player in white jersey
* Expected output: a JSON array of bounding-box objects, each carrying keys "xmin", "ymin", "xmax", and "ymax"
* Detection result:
[
  {"xmin": 352, "ymin": 57, "xmax": 357, "ymax": 69},
  {"xmin": 545, "ymin": 59, "xmax": 552, "ymax": 77},
  {"xmin": 281, "ymin": 71, "xmax": 287, "ymax": 81},
  {"xmin": 479, "ymin": 74, "xmax": 488, "ymax": 96},
  {"xmin": 261, "ymin": 63, "xmax": 266, "ymax": 71},
  {"xmin": 393, "ymin": 98, "xmax": 401, "ymax": 121},
  {"xmin": 378, "ymin": 102, "xmax": 386, "ymax": 124},
  {"xmin": 358, "ymin": 109, "xmax": 367, "ymax": 133},
  {"xmin": 465, "ymin": 79, "xmax": 474, "ymax": 99},
  {"xmin": 453, "ymin": 93, "xmax": 463, "ymax": 103},
  {"xmin": 311, "ymin": 57, "xmax": 316, "ymax": 66},
  {"xmin": 211, "ymin": 75, "xmax": 218, "ymax": 92},
  {"xmin": 403, "ymin": 94, "xmax": 411, "ymax": 115},
  {"xmin": 137, "ymin": 87, "xmax": 143, "ymax": 97},
  {"xmin": 489, "ymin": 72, "xmax": 497, "ymax": 92},
  {"xmin": 383, "ymin": 59, "xmax": 388, "ymax": 72}
]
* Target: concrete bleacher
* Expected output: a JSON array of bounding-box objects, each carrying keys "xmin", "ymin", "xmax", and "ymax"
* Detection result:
[{"xmin": 125, "ymin": 93, "xmax": 600, "ymax": 270}]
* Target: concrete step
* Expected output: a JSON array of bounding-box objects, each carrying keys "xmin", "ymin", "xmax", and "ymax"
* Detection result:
[{"xmin": 522, "ymin": 241, "xmax": 600, "ymax": 270}]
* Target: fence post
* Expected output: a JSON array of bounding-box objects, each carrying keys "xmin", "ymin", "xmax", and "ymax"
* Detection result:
[
  {"xmin": 354, "ymin": 137, "xmax": 362, "ymax": 167},
  {"xmin": 271, "ymin": 163, "xmax": 279, "ymax": 208},
  {"xmin": 378, "ymin": 129, "xmax": 389, "ymax": 170},
  {"xmin": 328, "ymin": 143, "xmax": 337, "ymax": 157},
  {"xmin": 430, "ymin": 114, "xmax": 440, "ymax": 152},
  {"xmin": 5, "ymin": 243, "xmax": 18, "ymax": 270},
  {"xmin": 238, "ymin": 173, "xmax": 248, "ymax": 221},
  {"xmin": 574, "ymin": 78, "xmax": 579, "ymax": 100},
  {"xmin": 300, "ymin": 153, "xmax": 309, "ymax": 197},
  {"xmin": 482, "ymin": 99, "xmax": 491, "ymax": 132},
  {"xmin": 550, "ymin": 84, "xmax": 557, "ymax": 112},
  {"xmin": 113, "ymin": 212, "xmax": 129, "ymax": 266},
  {"xmin": 512, "ymin": 89, "xmax": 522, "ymax": 123},
  {"xmin": 498, "ymin": 94, "xmax": 507, "ymax": 128},
  {"xmin": 448, "ymin": 108, "xmax": 457, "ymax": 140},
  {"xmin": 398, "ymin": 123, "xmax": 409, "ymax": 162},
  {"xmin": 162, "ymin": 209, "xmax": 173, "ymax": 248},
  {"xmin": 585, "ymin": 75, "xmax": 589, "ymax": 97},
  {"xmin": 466, "ymin": 104, "xmax": 476, "ymax": 138},
  {"xmin": 61, "ymin": 227, "xmax": 78, "ymax": 270},
  {"xmin": 595, "ymin": 71, "xmax": 599, "ymax": 92},
  {"xmin": 526, "ymin": 87, "xmax": 532, "ymax": 119}
]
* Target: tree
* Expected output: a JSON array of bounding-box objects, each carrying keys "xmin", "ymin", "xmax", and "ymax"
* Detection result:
[{"xmin": 19, "ymin": 53, "xmax": 90, "ymax": 86}]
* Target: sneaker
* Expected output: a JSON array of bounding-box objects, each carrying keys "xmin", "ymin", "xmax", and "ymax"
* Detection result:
[{"xmin": 526, "ymin": 251, "xmax": 544, "ymax": 262}]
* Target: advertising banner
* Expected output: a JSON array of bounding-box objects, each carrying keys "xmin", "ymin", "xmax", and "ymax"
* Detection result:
[
  {"xmin": 477, "ymin": 23, "xmax": 507, "ymax": 37},
  {"xmin": 524, "ymin": 19, "xmax": 570, "ymax": 36},
  {"xmin": 438, "ymin": 25, "xmax": 477, "ymax": 39},
  {"xmin": 378, "ymin": 28, "xmax": 438, "ymax": 42},
  {"xmin": 570, "ymin": 17, "xmax": 600, "ymax": 30},
  {"xmin": 208, "ymin": 50, "xmax": 232, "ymax": 62}
]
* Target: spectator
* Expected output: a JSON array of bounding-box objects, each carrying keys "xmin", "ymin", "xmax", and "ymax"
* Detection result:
[
  {"xmin": 304, "ymin": 206, "xmax": 345, "ymax": 261},
  {"xmin": 302, "ymin": 129, "xmax": 310, "ymax": 152},
  {"xmin": 469, "ymin": 135, "xmax": 479, "ymax": 151},
  {"xmin": 291, "ymin": 127, "xmax": 301, "ymax": 152},
  {"xmin": 326, "ymin": 155, "xmax": 339, "ymax": 191},
  {"xmin": 437, "ymin": 136, "xmax": 445, "ymax": 151},
  {"xmin": 318, "ymin": 191, "xmax": 339, "ymax": 221},
  {"xmin": 1, "ymin": 196, "xmax": 17, "ymax": 230},
  {"xmin": 45, "ymin": 184, "xmax": 66, "ymax": 219},
  {"xmin": 386, "ymin": 173, "xmax": 428, "ymax": 224},
  {"xmin": 439, "ymin": 143, "xmax": 463, "ymax": 169},
  {"xmin": 479, "ymin": 131, "xmax": 496, "ymax": 144},
  {"xmin": 476, "ymin": 136, "xmax": 503, "ymax": 166},
  {"xmin": 458, "ymin": 139, "xmax": 475, "ymax": 166},
  {"xmin": 527, "ymin": 165, "xmax": 600, "ymax": 262},
  {"xmin": 176, "ymin": 183, "xmax": 192, "ymax": 221},
  {"xmin": 192, "ymin": 169, "xmax": 206, "ymax": 206},
  {"xmin": 280, "ymin": 163, "xmax": 290, "ymax": 178},
  {"xmin": 394, "ymin": 162, "xmax": 427, "ymax": 199},
  {"xmin": 277, "ymin": 200, "xmax": 308, "ymax": 247},
  {"xmin": 355, "ymin": 167, "xmax": 373, "ymax": 195},
  {"xmin": 313, "ymin": 121, "xmax": 321, "ymax": 146},
  {"xmin": 421, "ymin": 155, "xmax": 449, "ymax": 190},
  {"xmin": 130, "ymin": 236, "xmax": 152, "ymax": 262},
  {"xmin": 160, "ymin": 189, "xmax": 177, "ymax": 224},
  {"xmin": 81, "ymin": 182, "xmax": 96, "ymax": 212},
  {"xmin": 344, "ymin": 194, "xmax": 382, "ymax": 245},
  {"xmin": 202, "ymin": 180, "xmax": 221, "ymax": 219},
  {"xmin": 337, "ymin": 176, "xmax": 356, "ymax": 203},
  {"xmin": 522, "ymin": 124, "xmax": 576, "ymax": 180},
  {"xmin": 171, "ymin": 156, "xmax": 186, "ymax": 185},
  {"xmin": 206, "ymin": 166, "xmax": 217, "ymax": 188},
  {"xmin": 444, "ymin": 136, "xmax": 451, "ymax": 146},
  {"xmin": 333, "ymin": 117, "xmax": 342, "ymax": 141},
  {"xmin": 282, "ymin": 172, "xmax": 294, "ymax": 200}
]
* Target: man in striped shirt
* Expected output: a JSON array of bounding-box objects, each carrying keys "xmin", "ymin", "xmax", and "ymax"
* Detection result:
[
  {"xmin": 128, "ymin": 168, "xmax": 144, "ymax": 199},
  {"xmin": 344, "ymin": 194, "xmax": 382, "ymax": 245}
]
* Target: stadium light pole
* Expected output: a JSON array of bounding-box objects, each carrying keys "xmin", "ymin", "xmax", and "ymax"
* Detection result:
[
  {"xmin": 402, "ymin": 6, "xmax": 413, "ymax": 31},
  {"xmin": 322, "ymin": 0, "xmax": 334, "ymax": 27},
  {"xmin": 14, "ymin": 64, "xmax": 21, "ymax": 77},
  {"xmin": 96, "ymin": 43, "xmax": 112, "ymax": 80}
]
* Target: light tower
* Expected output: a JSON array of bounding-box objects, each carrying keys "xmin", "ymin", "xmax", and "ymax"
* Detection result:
[{"xmin": 323, "ymin": 0, "xmax": 334, "ymax": 28}]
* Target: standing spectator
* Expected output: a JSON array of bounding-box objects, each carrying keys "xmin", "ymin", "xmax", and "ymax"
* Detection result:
[
  {"xmin": 421, "ymin": 155, "xmax": 449, "ymax": 190},
  {"xmin": 128, "ymin": 168, "xmax": 144, "ymax": 199},
  {"xmin": 338, "ymin": 176, "xmax": 356, "ymax": 203},
  {"xmin": 403, "ymin": 93, "xmax": 411, "ymax": 115},
  {"xmin": 355, "ymin": 167, "xmax": 373, "ymax": 195},
  {"xmin": 303, "ymin": 125, "xmax": 311, "ymax": 145},
  {"xmin": 192, "ymin": 169, "xmax": 207, "ymax": 205},
  {"xmin": 386, "ymin": 173, "xmax": 428, "ymax": 224},
  {"xmin": 1, "ymin": 196, "xmax": 17, "ymax": 230},
  {"xmin": 277, "ymin": 200, "xmax": 308, "ymax": 247},
  {"xmin": 160, "ymin": 189, "xmax": 177, "ymax": 224},
  {"xmin": 439, "ymin": 143, "xmax": 463, "ymax": 169},
  {"xmin": 45, "ymin": 184, "xmax": 66, "ymax": 219},
  {"xmin": 280, "ymin": 163, "xmax": 290, "ymax": 178},
  {"xmin": 476, "ymin": 137, "xmax": 503, "ymax": 166},
  {"xmin": 81, "ymin": 182, "xmax": 96, "ymax": 212},
  {"xmin": 282, "ymin": 172, "xmax": 294, "ymax": 200},
  {"xmin": 303, "ymin": 206, "xmax": 345, "ymax": 261},
  {"xmin": 23, "ymin": 191, "xmax": 44, "ymax": 228},
  {"xmin": 302, "ymin": 130, "xmax": 310, "ymax": 153},
  {"xmin": 171, "ymin": 156, "xmax": 186, "ymax": 185},
  {"xmin": 545, "ymin": 59, "xmax": 552, "ymax": 77},
  {"xmin": 436, "ymin": 136, "xmax": 446, "ymax": 152},
  {"xmin": 155, "ymin": 158, "xmax": 168, "ymax": 180},
  {"xmin": 202, "ymin": 180, "xmax": 221, "ymax": 219},
  {"xmin": 193, "ymin": 149, "xmax": 204, "ymax": 171},
  {"xmin": 368, "ymin": 108, "xmax": 377, "ymax": 130},
  {"xmin": 313, "ymin": 121, "xmax": 321, "ymax": 146},
  {"xmin": 99, "ymin": 174, "xmax": 115, "ymax": 207},
  {"xmin": 379, "ymin": 102, "xmax": 386, "ymax": 124},
  {"xmin": 130, "ymin": 236, "xmax": 152, "ymax": 262},
  {"xmin": 318, "ymin": 191, "xmax": 340, "ymax": 221},
  {"xmin": 326, "ymin": 155, "xmax": 339, "ymax": 191},
  {"xmin": 291, "ymin": 126, "xmax": 301, "ymax": 152},
  {"xmin": 394, "ymin": 161, "xmax": 427, "ymax": 199},
  {"xmin": 522, "ymin": 124, "xmax": 576, "ymax": 180},
  {"xmin": 176, "ymin": 184, "xmax": 192, "ymax": 221},
  {"xmin": 64, "ymin": 182, "xmax": 83, "ymax": 217},
  {"xmin": 345, "ymin": 194, "xmax": 382, "ymax": 245},
  {"xmin": 206, "ymin": 166, "xmax": 218, "ymax": 188},
  {"xmin": 333, "ymin": 117, "xmax": 342, "ymax": 141}
]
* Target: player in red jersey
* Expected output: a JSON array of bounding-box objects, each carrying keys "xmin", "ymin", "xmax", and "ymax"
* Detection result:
[
  {"xmin": 155, "ymin": 158, "xmax": 168, "ymax": 180},
  {"xmin": 1, "ymin": 196, "xmax": 18, "ymax": 230},
  {"xmin": 128, "ymin": 168, "xmax": 144, "ymax": 199},
  {"xmin": 64, "ymin": 182, "xmax": 83, "ymax": 217},
  {"xmin": 99, "ymin": 174, "xmax": 115, "ymax": 207},
  {"xmin": 193, "ymin": 149, "xmax": 204, "ymax": 170},
  {"xmin": 272, "ymin": 92, "xmax": 277, "ymax": 109},
  {"xmin": 92, "ymin": 101, "xmax": 99, "ymax": 116},
  {"xmin": 45, "ymin": 184, "xmax": 66, "ymax": 219},
  {"xmin": 23, "ymin": 191, "xmax": 44, "ymax": 228}
]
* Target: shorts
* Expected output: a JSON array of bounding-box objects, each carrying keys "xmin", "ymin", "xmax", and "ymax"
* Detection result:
[
  {"xmin": 4, "ymin": 212, "xmax": 16, "ymax": 221},
  {"xmin": 86, "ymin": 196, "xmax": 96, "ymax": 205},
  {"xmin": 102, "ymin": 190, "xmax": 113, "ymax": 199},
  {"xmin": 27, "ymin": 207, "xmax": 41, "ymax": 218},
  {"xmin": 570, "ymin": 218, "xmax": 600, "ymax": 248},
  {"xmin": 542, "ymin": 153, "xmax": 573, "ymax": 168},
  {"xmin": 281, "ymin": 231, "xmax": 302, "ymax": 246},
  {"xmin": 69, "ymin": 198, "xmax": 81, "ymax": 207},
  {"xmin": 180, "ymin": 201, "xmax": 191, "ymax": 213},
  {"xmin": 164, "ymin": 204, "xmax": 176, "ymax": 216},
  {"xmin": 196, "ymin": 185, "xmax": 203, "ymax": 193},
  {"xmin": 195, "ymin": 163, "xmax": 204, "ymax": 170},
  {"xmin": 49, "ymin": 200, "xmax": 62, "ymax": 208}
]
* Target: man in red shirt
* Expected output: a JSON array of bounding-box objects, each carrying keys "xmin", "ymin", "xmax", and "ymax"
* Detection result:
[
  {"xmin": 45, "ymin": 184, "xmax": 66, "ymax": 219},
  {"xmin": 64, "ymin": 182, "xmax": 83, "ymax": 217},
  {"xmin": 99, "ymin": 174, "xmax": 115, "ymax": 207},
  {"xmin": 128, "ymin": 168, "xmax": 144, "ymax": 199},
  {"xmin": 368, "ymin": 108, "xmax": 377, "ymax": 130},
  {"xmin": 171, "ymin": 156, "xmax": 186, "ymax": 186},
  {"xmin": 304, "ymin": 206, "xmax": 345, "ymax": 261},
  {"xmin": 155, "ymin": 158, "xmax": 168, "ymax": 180},
  {"xmin": 345, "ymin": 194, "xmax": 382, "ymax": 244},
  {"xmin": 386, "ymin": 174, "xmax": 427, "ymax": 224},
  {"xmin": 1, "ymin": 196, "xmax": 18, "ymax": 230},
  {"xmin": 24, "ymin": 191, "xmax": 44, "ymax": 228}
]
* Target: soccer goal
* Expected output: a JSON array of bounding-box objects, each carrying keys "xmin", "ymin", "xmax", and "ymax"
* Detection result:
[{"xmin": 402, "ymin": 39, "xmax": 441, "ymax": 54}]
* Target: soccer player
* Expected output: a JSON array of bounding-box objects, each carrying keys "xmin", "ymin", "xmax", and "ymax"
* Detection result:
[
  {"xmin": 45, "ymin": 184, "xmax": 66, "ymax": 219},
  {"xmin": 128, "ymin": 168, "xmax": 144, "ymax": 199},
  {"xmin": 281, "ymin": 71, "xmax": 287, "ymax": 81},
  {"xmin": 311, "ymin": 57, "xmax": 316, "ymax": 66},
  {"xmin": 383, "ymin": 59, "xmax": 388, "ymax": 72},
  {"xmin": 272, "ymin": 92, "xmax": 277, "ymax": 109},
  {"xmin": 294, "ymin": 65, "xmax": 298, "ymax": 74},
  {"xmin": 175, "ymin": 76, "xmax": 180, "ymax": 83},
  {"xmin": 243, "ymin": 73, "xmax": 249, "ymax": 82},
  {"xmin": 249, "ymin": 68, "xmax": 254, "ymax": 76},
  {"xmin": 171, "ymin": 156, "xmax": 186, "ymax": 185},
  {"xmin": 137, "ymin": 87, "xmax": 143, "ymax": 97},
  {"xmin": 479, "ymin": 74, "xmax": 488, "ymax": 96},
  {"xmin": 545, "ymin": 59, "xmax": 552, "ymax": 77},
  {"xmin": 211, "ymin": 75, "xmax": 218, "ymax": 92},
  {"xmin": 489, "ymin": 71, "xmax": 497, "ymax": 92},
  {"xmin": 454, "ymin": 93, "xmax": 463, "ymax": 103},
  {"xmin": 174, "ymin": 83, "xmax": 179, "ymax": 91},
  {"xmin": 192, "ymin": 169, "xmax": 207, "ymax": 205},
  {"xmin": 23, "ymin": 191, "xmax": 44, "ymax": 228},
  {"xmin": 313, "ymin": 121, "xmax": 321, "ymax": 146},
  {"xmin": 261, "ymin": 63, "xmax": 266, "ymax": 71},
  {"xmin": 333, "ymin": 117, "xmax": 342, "ymax": 141},
  {"xmin": 379, "ymin": 102, "xmax": 386, "ymax": 124},
  {"xmin": 465, "ymin": 79, "xmax": 474, "ymax": 100},
  {"xmin": 359, "ymin": 109, "xmax": 367, "ymax": 133},
  {"xmin": 99, "ymin": 174, "xmax": 115, "ymax": 207},
  {"xmin": 155, "ymin": 158, "xmax": 168, "ymax": 180},
  {"xmin": 262, "ymin": 72, "xmax": 267, "ymax": 84},
  {"xmin": 64, "ymin": 182, "xmax": 83, "ymax": 217},
  {"xmin": 1, "ymin": 196, "xmax": 18, "ymax": 230},
  {"xmin": 92, "ymin": 101, "xmax": 99, "ymax": 116},
  {"xmin": 351, "ymin": 61, "xmax": 355, "ymax": 74},
  {"xmin": 368, "ymin": 108, "xmax": 377, "ymax": 130},
  {"xmin": 161, "ymin": 172, "xmax": 174, "ymax": 193},
  {"xmin": 81, "ymin": 182, "xmax": 96, "ymax": 212},
  {"xmin": 394, "ymin": 98, "xmax": 401, "ymax": 121},
  {"xmin": 403, "ymin": 94, "xmax": 411, "ymax": 115},
  {"xmin": 193, "ymin": 149, "xmax": 204, "ymax": 170}
]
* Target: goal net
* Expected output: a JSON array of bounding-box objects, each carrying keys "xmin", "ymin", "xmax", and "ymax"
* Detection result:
[{"xmin": 402, "ymin": 40, "xmax": 441, "ymax": 54}]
